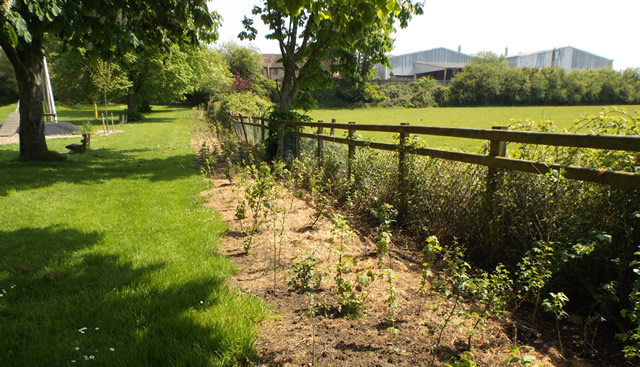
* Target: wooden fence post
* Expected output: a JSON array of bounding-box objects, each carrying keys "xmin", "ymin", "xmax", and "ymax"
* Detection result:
[
  {"xmin": 347, "ymin": 121, "xmax": 356, "ymax": 180},
  {"xmin": 486, "ymin": 126, "xmax": 508, "ymax": 194},
  {"xmin": 316, "ymin": 120, "xmax": 324, "ymax": 161},
  {"xmin": 398, "ymin": 123, "xmax": 410, "ymax": 221},
  {"xmin": 485, "ymin": 126, "xmax": 509, "ymax": 252},
  {"xmin": 278, "ymin": 121, "xmax": 285, "ymax": 160},
  {"xmin": 295, "ymin": 125, "xmax": 300, "ymax": 160},
  {"xmin": 330, "ymin": 118, "xmax": 336, "ymax": 136},
  {"xmin": 239, "ymin": 115, "xmax": 249, "ymax": 144},
  {"xmin": 260, "ymin": 117, "xmax": 266, "ymax": 143}
]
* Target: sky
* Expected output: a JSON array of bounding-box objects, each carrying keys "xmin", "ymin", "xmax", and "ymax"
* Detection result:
[{"xmin": 209, "ymin": 0, "xmax": 639, "ymax": 70}]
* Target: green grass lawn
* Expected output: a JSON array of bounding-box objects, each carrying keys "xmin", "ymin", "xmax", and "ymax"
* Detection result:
[
  {"xmin": 0, "ymin": 106, "xmax": 268, "ymax": 366},
  {"xmin": 0, "ymin": 102, "xmax": 18, "ymax": 122},
  {"xmin": 309, "ymin": 105, "xmax": 640, "ymax": 150}
]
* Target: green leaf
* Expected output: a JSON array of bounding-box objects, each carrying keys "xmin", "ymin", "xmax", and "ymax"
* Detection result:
[{"xmin": 2, "ymin": 22, "xmax": 18, "ymax": 46}]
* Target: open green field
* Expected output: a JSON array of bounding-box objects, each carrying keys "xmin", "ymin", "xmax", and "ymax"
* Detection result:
[
  {"xmin": 309, "ymin": 105, "xmax": 640, "ymax": 151},
  {"xmin": 0, "ymin": 106, "xmax": 267, "ymax": 366}
]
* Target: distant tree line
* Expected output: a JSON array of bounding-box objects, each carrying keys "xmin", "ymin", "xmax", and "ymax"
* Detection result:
[{"xmin": 445, "ymin": 52, "xmax": 640, "ymax": 106}]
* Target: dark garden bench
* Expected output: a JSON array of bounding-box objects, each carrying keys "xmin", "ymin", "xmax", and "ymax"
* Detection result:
[{"xmin": 66, "ymin": 133, "xmax": 90, "ymax": 153}]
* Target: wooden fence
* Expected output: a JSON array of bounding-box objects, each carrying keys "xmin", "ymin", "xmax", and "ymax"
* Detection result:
[{"xmin": 230, "ymin": 113, "xmax": 640, "ymax": 218}]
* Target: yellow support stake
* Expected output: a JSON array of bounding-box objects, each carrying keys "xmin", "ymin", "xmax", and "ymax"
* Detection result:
[{"xmin": 93, "ymin": 103, "xmax": 98, "ymax": 119}]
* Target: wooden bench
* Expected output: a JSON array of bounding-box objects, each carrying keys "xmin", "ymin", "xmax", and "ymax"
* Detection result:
[{"xmin": 66, "ymin": 133, "xmax": 90, "ymax": 153}]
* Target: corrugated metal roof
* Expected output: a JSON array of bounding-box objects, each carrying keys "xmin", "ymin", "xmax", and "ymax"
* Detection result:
[
  {"xmin": 506, "ymin": 46, "xmax": 612, "ymax": 70},
  {"xmin": 388, "ymin": 48, "xmax": 472, "ymax": 76}
]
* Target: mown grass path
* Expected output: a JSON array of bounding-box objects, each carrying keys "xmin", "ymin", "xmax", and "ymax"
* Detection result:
[{"xmin": 0, "ymin": 107, "xmax": 267, "ymax": 366}]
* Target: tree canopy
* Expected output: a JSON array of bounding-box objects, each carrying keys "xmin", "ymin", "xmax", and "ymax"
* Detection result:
[
  {"xmin": 240, "ymin": 0, "xmax": 423, "ymax": 112},
  {"xmin": 0, "ymin": 0, "xmax": 219, "ymax": 160}
]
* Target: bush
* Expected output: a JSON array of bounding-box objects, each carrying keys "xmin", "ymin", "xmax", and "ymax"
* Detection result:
[
  {"xmin": 208, "ymin": 92, "xmax": 273, "ymax": 129},
  {"xmin": 378, "ymin": 77, "xmax": 444, "ymax": 108}
]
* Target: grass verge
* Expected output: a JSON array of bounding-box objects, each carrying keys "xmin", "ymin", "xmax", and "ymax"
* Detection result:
[{"xmin": 0, "ymin": 106, "xmax": 268, "ymax": 366}]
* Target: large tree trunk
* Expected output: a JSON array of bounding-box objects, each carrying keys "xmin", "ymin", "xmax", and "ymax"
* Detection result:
[
  {"xmin": 1, "ymin": 33, "xmax": 50, "ymax": 160},
  {"xmin": 278, "ymin": 57, "xmax": 300, "ymax": 112},
  {"xmin": 127, "ymin": 88, "xmax": 137, "ymax": 116},
  {"xmin": 16, "ymin": 62, "xmax": 48, "ymax": 160},
  {"xmin": 11, "ymin": 46, "xmax": 49, "ymax": 160},
  {"xmin": 279, "ymin": 77, "xmax": 294, "ymax": 112}
]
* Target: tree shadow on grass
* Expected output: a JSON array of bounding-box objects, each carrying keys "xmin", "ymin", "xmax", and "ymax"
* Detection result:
[
  {"xmin": 0, "ymin": 229, "xmax": 263, "ymax": 366},
  {"xmin": 0, "ymin": 147, "xmax": 201, "ymax": 196},
  {"xmin": 0, "ymin": 226, "xmax": 102, "ymax": 275}
]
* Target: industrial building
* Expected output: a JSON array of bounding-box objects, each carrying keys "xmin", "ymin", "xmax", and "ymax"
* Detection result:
[
  {"xmin": 506, "ymin": 46, "xmax": 613, "ymax": 71},
  {"xmin": 376, "ymin": 47, "xmax": 471, "ymax": 82},
  {"xmin": 375, "ymin": 46, "xmax": 612, "ymax": 82}
]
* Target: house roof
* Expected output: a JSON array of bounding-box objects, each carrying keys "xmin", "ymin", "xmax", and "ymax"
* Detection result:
[{"xmin": 262, "ymin": 54, "xmax": 283, "ymax": 68}]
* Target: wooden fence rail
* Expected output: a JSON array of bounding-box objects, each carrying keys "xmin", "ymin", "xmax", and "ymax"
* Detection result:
[{"xmin": 230, "ymin": 114, "xmax": 640, "ymax": 192}]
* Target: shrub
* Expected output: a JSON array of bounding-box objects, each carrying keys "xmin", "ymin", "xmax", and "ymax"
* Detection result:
[{"xmin": 208, "ymin": 92, "xmax": 273, "ymax": 129}]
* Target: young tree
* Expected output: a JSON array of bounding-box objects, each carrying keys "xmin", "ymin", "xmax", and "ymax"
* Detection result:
[
  {"xmin": 240, "ymin": 0, "xmax": 423, "ymax": 112},
  {"xmin": 90, "ymin": 58, "xmax": 130, "ymax": 118},
  {"xmin": 0, "ymin": 0, "xmax": 219, "ymax": 160}
]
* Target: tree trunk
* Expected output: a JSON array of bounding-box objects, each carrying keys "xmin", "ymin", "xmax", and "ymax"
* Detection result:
[
  {"xmin": 1, "ymin": 33, "xmax": 51, "ymax": 160},
  {"xmin": 14, "ymin": 50, "xmax": 49, "ymax": 160},
  {"xmin": 279, "ymin": 76, "xmax": 294, "ymax": 112},
  {"xmin": 127, "ymin": 88, "xmax": 137, "ymax": 116}
]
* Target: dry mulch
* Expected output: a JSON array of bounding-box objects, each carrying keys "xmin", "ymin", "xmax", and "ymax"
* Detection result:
[{"xmin": 193, "ymin": 134, "xmax": 611, "ymax": 367}]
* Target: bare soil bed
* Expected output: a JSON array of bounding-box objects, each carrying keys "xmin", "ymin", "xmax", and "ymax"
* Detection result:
[{"xmin": 194, "ymin": 135, "xmax": 615, "ymax": 367}]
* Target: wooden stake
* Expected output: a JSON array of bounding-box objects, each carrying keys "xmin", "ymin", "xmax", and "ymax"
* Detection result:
[{"xmin": 110, "ymin": 112, "xmax": 115, "ymax": 131}]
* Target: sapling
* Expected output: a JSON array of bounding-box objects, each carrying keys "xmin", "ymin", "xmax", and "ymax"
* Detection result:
[
  {"xmin": 384, "ymin": 269, "xmax": 399, "ymax": 336},
  {"xmin": 373, "ymin": 203, "xmax": 397, "ymax": 267},
  {"xmin": 266, "ymin": 179, "xmax": 285, "ymax": 292},
  {"xmin": 541, "ymin": 292, "xmax": 569, "ymax": 355},
  {"xmin": 430, "ymin": 243, "xmax": 472, "ymax": 365},
  {"xmin": 244, "ymin": 162, "xmax": 276, "ymax": 233},
  {"xmin": 334, "ymin": 257, "xmax": 376, "ymax": 317},
  {"xmin": 310, "ymin": 194, "xmax": 331, "ymax": 229},
  {"xmin": 420, "ymin": 236, "xmax": 442, "ymax": 293},
  {"xmin": 330, "ymin": 214, "xmax": 375, "ymax": 317},
  {"xmin": 235, "ymin": 200, "xmax": 246, "ymax": 233},
  {"xmin": 514, "ymin": 241, "xmax": 553, "ymax": 322},
  {"xmin": 466, "ymin": 264, "xmax": 512, "ymax": 350},
  {"xmin": 288, "ymin": 255, "xmax": 323, "ymax": 293},
  {"xmin": 306, "ymin": 291, "xmax": 318, "ymax": 366}
]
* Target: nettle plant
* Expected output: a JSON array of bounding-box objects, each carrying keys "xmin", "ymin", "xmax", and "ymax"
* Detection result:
[
  {"xmin": 330, "ymin": 214, "xmax": 376, "ymax": 317},
  {"xmin": 373, "ymin": 203, "xmax": 397, "ymax": 268}
]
